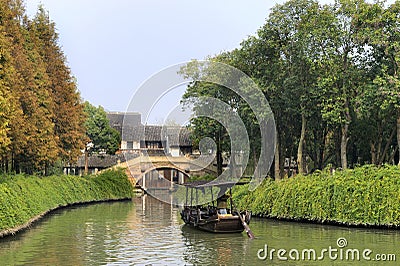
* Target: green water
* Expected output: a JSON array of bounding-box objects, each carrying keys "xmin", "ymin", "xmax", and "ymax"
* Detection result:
[{"xmin": 0, "ymin": 195, "xmax": 398, "ymax": 265}]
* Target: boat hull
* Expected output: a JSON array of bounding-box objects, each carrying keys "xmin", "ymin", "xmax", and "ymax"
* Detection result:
[
  {"xmin": 197, "ymin": 216, "xmax": 245, "ymax": 233},
  {"xmin": 180, "ymin": 209, "xmax": 251, "ymax": 234}
]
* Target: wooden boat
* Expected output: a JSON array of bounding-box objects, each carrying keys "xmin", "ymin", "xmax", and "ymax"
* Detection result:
[{"xmin": 180, "ymin": 181, "xmax": 253, "ymax": 237}]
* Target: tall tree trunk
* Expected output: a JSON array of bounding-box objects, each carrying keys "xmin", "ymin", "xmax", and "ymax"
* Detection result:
[
  {"xmin": 390, "ymin": 146, "xmax": 398, "ymax": 164},
  {"xmin": 253, "ymin": 145, "xmax": 257, "ymax": 177},
  {"xmin": 279, "ymin": 143, "xmax": 285, "ymax": 179},
  {"xmin": 335, "ymin": 131, "xmax": 341, "ymax": 168},
  {"xmin": 5, "ymin": 156, "xmax": 8, "ymax": 173},
  {"xmin": 217, "ymin": 127, "xmax": 223, "ymax": 176},
  {"xmin": 341, "ymin": 96, "xmax": 351, "ymax": 169},
  {"xmin": 341, "ymin": 123, "xmax": 349, "ymax": 169},
  {"xmin": 230, "ymin": 151, "xmax": 237, "ymax": 178},
  {"xmin": 13, "ymin": 153, "xmax": 19, "ymax": 174},
  {"xmin": 297, "ymin": 113, "xmax": 306, "ymax": 174},
  {"xmin": 370, "ymin": 142, "xmax": 377, "ymax": 165},
  {"xmin": 253, "ymin": 148, "xmax": 257, "ymax": 173},
  {"xmin": 397, "ymin": 114, "xmax": 400, "ymax": 166},
  {"xmin": 11, "ymin": 153, "xmax": 14, "ymax": 173},
  {"xmin": 376, "ymin": 126, "xmax": 383, "ymax": 164},
  {"xmin": 378, "ymin": 126, "xmax": 396, "ymax": 165},
  {"xmin": 340, "ymin": 48, "xmax": 351, "ymax": 170},
  {"xmin": 319, "ymin": 127, "xmax": 328, "ymax": 169},
  {"xmin": 84, "ymin": 146, "xmax": 89, "ymax": 175},
  {"xmin": 274, "ymin": 135, "xmax": 281, "ymax": 180}
]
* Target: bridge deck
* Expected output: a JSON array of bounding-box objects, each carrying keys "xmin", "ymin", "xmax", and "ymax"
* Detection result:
[{"xmin": 108, "ymin": 155, "xmax": 217, "ymax": 189}]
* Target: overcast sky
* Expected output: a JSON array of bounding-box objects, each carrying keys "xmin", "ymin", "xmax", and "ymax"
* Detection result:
[{"xmin": 24, "ymin": 0, "xmax": 383, "ymax": 123}]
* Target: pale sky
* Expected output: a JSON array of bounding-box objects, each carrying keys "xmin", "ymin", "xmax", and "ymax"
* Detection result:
[{"xmin": 24, "ymin": 0, "xmax": 390, "ymax": 123}]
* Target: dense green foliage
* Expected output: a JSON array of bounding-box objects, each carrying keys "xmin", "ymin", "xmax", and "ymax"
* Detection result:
[
  {"xmin": 84, "ymin": 102, "xmax": 121, "ymax": 155},
  {"xmin": 181, "ymin": 0, "xmax": 400, "ymax": 179},
  {"xmin": 0, "ymin": 1, "xmax": 86, "ymax": 174},
  {"xmin": 233, "ymin": 165, "xmax": 400, "ymax": 227},
  {"xmin": 0, "ymin": 169, "xmax": 133, "ymax": 233}
]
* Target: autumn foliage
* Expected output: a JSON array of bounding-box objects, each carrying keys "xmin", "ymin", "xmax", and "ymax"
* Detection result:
[{"xmin": 0, "ymin": 1, "xmax": 86, "ymax": 174}]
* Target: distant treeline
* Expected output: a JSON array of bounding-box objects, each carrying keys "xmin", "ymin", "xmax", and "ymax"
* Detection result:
[
  {"xmin": 181, "ymin": 0, "xmax": 400, "ymax": 179},
  {"xmin": 0, "ymin": 1, "xmax": 86, "ymax": 174}
]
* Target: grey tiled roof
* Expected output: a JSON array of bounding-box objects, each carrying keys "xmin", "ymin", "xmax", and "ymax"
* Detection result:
[
  {"xmin": 122, "ymin": 125, "xmax": 144, "ymax": 142},
  {"xmin": 107, "ymin": 112, "xmax": 141, "ymax": 126},
  {"xmin": 165, "ymin": 127, "xmax": 191, "ymax": 147},
  {"xmin": 107, "ymin": 112, "xmax": 142, "ymax": 135},
  {"xmin": 107, "ymin": 112, "xmax": 192, "ymax": 147},
  {"xmin": 122, "ymin": 125, "xmax": 191, "ymax": 146},
  {"xmin": 145, "ymin": 125, "xmax": 162, "ymax": 142}
]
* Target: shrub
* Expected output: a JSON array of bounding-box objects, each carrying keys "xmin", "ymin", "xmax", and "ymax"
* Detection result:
[
  {"xmin": 232, "ymin": 165, "xmax": 400, "ymax": 227},
  {"xmin": 0, "ymin": 169, "xmax": 133, "ymax": 233}
]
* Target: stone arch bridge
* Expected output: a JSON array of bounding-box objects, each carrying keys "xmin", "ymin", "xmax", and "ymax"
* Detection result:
[{"xmin": 118, "ymin": 156, "xmax": 217, "ymax": 190}]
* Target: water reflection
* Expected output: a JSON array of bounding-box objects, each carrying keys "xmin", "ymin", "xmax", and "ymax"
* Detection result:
[
  {"xmin": 0, "ymin": 196, "xmax": 399, "ymax": 265},
  {"xmin": 181, "ymin": 225, "xmax": 251, "ymax": 265},
  {"xmin": 0, "ymin": 201, "xmax": 134, "ymax": 265}
]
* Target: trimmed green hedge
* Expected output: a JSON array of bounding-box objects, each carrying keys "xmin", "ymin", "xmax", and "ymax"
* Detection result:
[
  {"xmin": 233, "ymin": 165, "xmax": 400, "ymax": 227},
  {"xmin": 0, "ymin": 169, "xmax": 134, "ymax": 233}
]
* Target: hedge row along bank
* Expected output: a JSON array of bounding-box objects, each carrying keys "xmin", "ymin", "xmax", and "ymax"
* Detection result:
[
  {"xmin": 233, "ymin": 165, "xmax": 400, "ymax": 228},
  {"xmin": 0, "ymin": 169, "xmax": 134, "ymax": 237}
]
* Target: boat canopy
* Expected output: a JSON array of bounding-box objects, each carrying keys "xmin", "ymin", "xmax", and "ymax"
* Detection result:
[
  {"xmin": 183, "ymin": 180, "xmax": 248, "ymax": 188},
  {"xmin": 182, "ymin": 180, "xmax": 248, "ymax": 198}
]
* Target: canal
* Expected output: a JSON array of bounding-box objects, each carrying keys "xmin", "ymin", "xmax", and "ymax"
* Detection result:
[{"xmin": 0, "ymin": 196, "xmax": 398, "ymax": 265}]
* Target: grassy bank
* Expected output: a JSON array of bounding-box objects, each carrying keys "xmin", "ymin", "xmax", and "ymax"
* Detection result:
[
  {"xmin": 0, "ymin": 169, "xmax": 134, "ymax": 236},
  {"xmin": 233, "ymin": 165, "xmax": 400, "ymax": 228}
]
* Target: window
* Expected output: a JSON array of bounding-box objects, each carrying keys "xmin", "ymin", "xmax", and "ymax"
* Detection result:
[{"xmin": 127, "ymin": 141, "xmax": 133, "ymax": 149}]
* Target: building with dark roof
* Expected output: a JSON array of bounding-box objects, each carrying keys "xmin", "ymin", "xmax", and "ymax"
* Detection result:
[
  {"xmin": 107, "ymin": 112, "xmax": 141, "ymax": 136},
  {"xmin": 164, "ymin": 126, "xmax": 192, "ymax": 156},
  {"xmin": 107, "ymin": 112, "xmax": 192, "ymax": 157},
  {"xmin": 64, "ymin": 153, "xmax": 129, "ymax": 176}
]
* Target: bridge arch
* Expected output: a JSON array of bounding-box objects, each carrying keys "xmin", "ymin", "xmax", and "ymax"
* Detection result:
[{"xmin": 138, "ymin": 165, "xmax": 190, "ymax": 190}]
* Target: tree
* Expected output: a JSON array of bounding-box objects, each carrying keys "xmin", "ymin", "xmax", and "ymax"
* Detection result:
[
  {"xmin": 180, "ymin": 0, "xmax": 400, "ymax": 175},
  {"xmin": 180, "ymin": 59, "xmax": 256, "ymax": 177},
  {"xmin": 17, "ymin": 19, "xmax": 59, "ymax": 173},
  {"xmin": 84, "ymin": 102, "xmax": 121, "ymax": 155},
  {"xmin": 364, "ymin": 1, "xmax": 400, "ymax": 165},
  {"xmin": 260, "ymin": 0, "xmax": 322, "ymax": 174},
  {"xmin": 0, "ymin": 0, "xmax": 18, "ymax": 171},
  {"xmin": 3, "ymin": 0, "xmax": 59, "ymax": 174},
  {"xmin": 223, "ymin": 0, "xmax": 323, "ymax": 178},
  {"xmin": 180, "ymin": 78, "xmax": 231, "ymax": 176},
  {"xmin": 0, "ymin": 1, "xmax": 87, "ymax": 174},
  {"xmin": 30, "ymin": 7, "xmax": 87, "ymax": 164}
]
